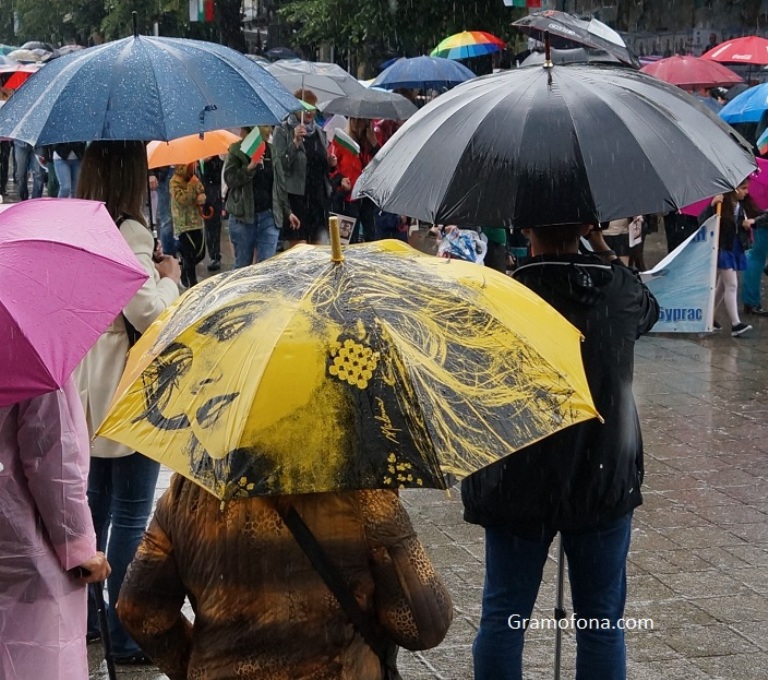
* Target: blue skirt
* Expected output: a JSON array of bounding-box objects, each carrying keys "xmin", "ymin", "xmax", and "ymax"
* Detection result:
[{"xmin": 718, "ymin": 236, "xmax": 747, "ymax": 271}]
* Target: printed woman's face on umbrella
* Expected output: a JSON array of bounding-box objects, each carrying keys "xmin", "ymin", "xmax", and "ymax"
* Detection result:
[{"xmin": 136, "ymin": 300, "xmax": 260, "ymax": 457}]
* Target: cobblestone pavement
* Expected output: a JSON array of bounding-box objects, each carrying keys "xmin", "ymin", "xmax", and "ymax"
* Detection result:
[{"xmin": 86, "ymin": 229, "xmax": 768, "ymax": 679}]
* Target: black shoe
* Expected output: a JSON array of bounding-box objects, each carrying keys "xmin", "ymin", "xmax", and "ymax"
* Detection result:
[
  {"xmin": 712, "ymin": 321, "xmax": 722, "ymax": 331},
  {"xmin": 744, "ymin": 304, "xmax": 768, "ymax": 316},
  {"xmin": 113, "ymin": 652, "xmax": 153, "ymax": 666},
  {"xmin": 86, "ymin": 631, "xmax": 101, "ymax": 644},
  {"xmin": 207, "ymin": 258, "xmax": 221, "ymax": 272},
  {"xmin": 731, "ymin": 322, "xmax": 752, "ymax": 337}
]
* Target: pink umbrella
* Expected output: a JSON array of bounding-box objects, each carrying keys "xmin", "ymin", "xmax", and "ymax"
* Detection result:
[
  {"xmin": 681, "ymin": 157, "xmax": 768, "ymax": 216},
  {"xmin": 0, "ymin": 199, "xmax": 148, "ymax": 406}
]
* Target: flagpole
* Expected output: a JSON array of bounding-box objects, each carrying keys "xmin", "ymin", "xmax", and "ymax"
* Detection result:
[{"xmin": 301, "ymin": 75, "xmax": 305, "ymax": 125}]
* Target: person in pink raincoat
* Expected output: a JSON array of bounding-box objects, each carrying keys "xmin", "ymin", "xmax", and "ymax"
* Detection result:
[{"xmin": 0, "ymin": 377, "xmax": 110, "ymax": 679}]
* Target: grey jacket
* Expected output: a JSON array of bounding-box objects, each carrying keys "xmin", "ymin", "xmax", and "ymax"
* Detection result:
[
  {"xmin": 271, "ymin": 119, "xmax": 328, "ymax": 196},
  {"xmin": 223, "ymin": 141, "xmax": 291, "ymax": 227}
]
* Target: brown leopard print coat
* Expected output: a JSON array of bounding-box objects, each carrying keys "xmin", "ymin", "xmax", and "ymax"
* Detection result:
[{"xmin": 118, "ymin": 475, "xmax": 452, "ymax": 680}]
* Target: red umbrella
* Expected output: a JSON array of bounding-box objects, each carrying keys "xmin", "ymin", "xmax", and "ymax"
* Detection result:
[
  {"xmin": 640, "ymin": 55, "xmax": 742, "ymax": 90},
  {"xmin": 0, "ymin": 63, "xmax": 40, "ymax": 90},
  {"xmin": 702, "ymin": 36, "xmax": 768, "ymax": 65}
]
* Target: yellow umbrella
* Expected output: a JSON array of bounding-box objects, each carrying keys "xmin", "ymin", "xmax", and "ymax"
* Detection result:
[
  {"xmin": 98, "ymin": 226, "xmax": 598, "ymax": 500},
  {"xmin": 146, "ymin": 129, "xmax": 240, "ymax": 169}
]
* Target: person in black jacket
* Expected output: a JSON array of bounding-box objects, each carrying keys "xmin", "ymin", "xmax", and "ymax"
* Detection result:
[
  {"xmin": 197, "ymin": 155, "xmax": 224, "ymax": 271},
  {"xmin": 462, "ymin": 223, "xmax": 659, "ymax": 680}
]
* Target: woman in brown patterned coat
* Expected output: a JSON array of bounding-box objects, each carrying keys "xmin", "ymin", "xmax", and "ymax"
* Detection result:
[{"xmin": 118, "ymin": 474, "xmax": 452, "ymax": 679}]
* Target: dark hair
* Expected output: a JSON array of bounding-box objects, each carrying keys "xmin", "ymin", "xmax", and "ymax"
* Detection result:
[{"xmin": 76, "ymin": 140, "xmax": 148, "ymax": 226}]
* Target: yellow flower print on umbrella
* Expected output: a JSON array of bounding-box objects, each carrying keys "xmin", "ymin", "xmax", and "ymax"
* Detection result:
[{"xmin": 98, "ymin": 222, "xmax": 599, "ymax": 500}]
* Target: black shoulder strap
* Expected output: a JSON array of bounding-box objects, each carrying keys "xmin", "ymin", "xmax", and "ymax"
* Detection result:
[{"xmin": 276, "ymin": 504, "xmax": 389, "ymax": 661}]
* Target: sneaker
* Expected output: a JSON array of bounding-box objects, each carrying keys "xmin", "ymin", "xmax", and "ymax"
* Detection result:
[
  {"xmin": 744, "ymin": 304, "xmax": 768, "ymax": 316},
  {"xmin": 712, "ymin": 321, "xmax": 722, "ymax": 331},
  {"xmin": 731, "ymin": 322, "xmax": 752, "ymax": 337},
  {"xmin": 207, "ymin": 258, "xmax": 221, "ymax": 272}
]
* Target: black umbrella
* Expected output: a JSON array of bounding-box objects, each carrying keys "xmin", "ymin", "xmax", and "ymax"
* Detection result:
[
  {"xmin": 513, "ymin": 10, "xmax": 640, "ymax": 69},
  {"xmin": 265, "ymin": 46, "xmax": 299, "ymax": 61},
  {"xmin": 319, "ymin": 89, "xmax": 418, "ymax": 120},
  {"xmin": 521, "ymin": 47, "xmax": 621, "ymax": 67},
  {"xmin": 354, "ymin": 64, "xmax": 755, "ymax": 228}
]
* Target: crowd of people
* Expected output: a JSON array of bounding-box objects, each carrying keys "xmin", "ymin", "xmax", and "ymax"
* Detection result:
[{"xmin": 5, "ymin": 32, "xmax": 765, "ymax": 680}]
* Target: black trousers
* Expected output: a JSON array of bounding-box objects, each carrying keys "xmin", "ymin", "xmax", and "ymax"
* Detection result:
[
  {"xmin": 178, "ymin": 229, "xmax": 205, "ymax": 287},
  {"xmin": 0, "ymin": 141, "xmax": 11, "ymax": 195},
  {"xmin": 203, "ymin": 209, "xmax": 222, "ymax": 262}
]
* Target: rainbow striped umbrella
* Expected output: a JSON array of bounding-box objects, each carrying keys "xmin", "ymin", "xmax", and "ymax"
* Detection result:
[{"xmin": 431, "ymin": 31, "xmax": 506, "ymax": 60}]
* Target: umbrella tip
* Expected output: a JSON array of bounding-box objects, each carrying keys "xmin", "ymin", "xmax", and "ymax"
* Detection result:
[
  {"xmin": 132, "ymin": 11, "xmax": 139, "ymax": 37},
  {"xmin": 329, "ymin": 215, "xmax": 345, "ymax": 263}
]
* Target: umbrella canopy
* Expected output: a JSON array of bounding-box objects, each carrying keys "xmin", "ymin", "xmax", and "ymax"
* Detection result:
[
  {"xmin": 431, "ymin": 31, "xmax": 506, "ymax": 60},
  {"xmin": 0, "ymin": 34, "xmax": 301, "ymax": 146},
  {"xmin": 265, "ymin": 46, "xmax": 299, "ymax": 61},
  {"xmin": 21, "ymin": 40, "xmax": 54, "ymax": 52},
  {"xmin": 354, "ymin": 64, "xmax": 755, "ymax": 228},
  {"xmin": 265, "ymin": 59, "xmax": 365, "ymax": 102},
  {"xmin": 319, "ymin": 89, "xmax": 418, "ymax": 120},
  {"xmin": 702, "ymin": 36, "xmax": 768, "ymax": 65},
  {"xmin": 640, "ymin": 54, "xmax": 743, "ymax": 89},
  {"xmin": 146, "ymin": 129, "xmax": 240, "ymax": 169},
  {"xmin": 7, "ymin": 49, "xmax": 39, "ymax": 63},
  {"xmin": 98, "ymin": 238, "xmax": 598, "ymax": 500},
  {"xmin": 0, "ymin": 63, "xmax": 40, "ymax": 90},
  {"xmin": 370, "ymin": 56, "xmax": 475, "ymax": 91},
  {"xmin": 681, "ymin": 156, "xmax": 768, "ymax": 215},
  {"xmin": 0, "ymin": 199, "xmax": 148, "ymax": 407},
  {"xmin": 521, "ymin": 47, "xmax": 621, "ymax": 67},
  {"xmin": 719, "ymin": 83, "xmax": 768, "ymax": 124},
  {"xmin": 724, "ymin": 82, "xmax": 749, "ymax": 101},
  {"xmin": 513, "ymin": 10, "xmax": 640, "ymax": 69},
  {"xmin": 57, "ymin": 45, "xmax": 84, "ymax": 56}
]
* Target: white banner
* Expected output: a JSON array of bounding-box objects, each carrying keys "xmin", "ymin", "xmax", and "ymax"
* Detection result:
[{"xmin": 641, "ymin": 215, "xmax": 719, "ymax": 333}]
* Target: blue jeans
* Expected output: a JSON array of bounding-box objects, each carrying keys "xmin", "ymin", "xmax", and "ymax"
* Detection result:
[
  {"xmin": 53, "ymin": 157, "xmax": 81, "ymax": 198},
  {"xmin": 229, "ymin": 210, "xmax": 280, "ymax": 268},
  {"xmin": 742, "ymin": 228, "xmax": 768, "ymax": 307},
  {"xmin": 474, "ymin": 513, "xmax": 633, "ymax": 680},
  {"xmin": 13, "ymin": 142, "xmax": 44, "ymax": 201},
  {"xmin": 156, "ymin": 171, "xmax": 177, "ymax": 257},
  {"xmin": 87, "ymin": 453, "xmax": 160, "ymax": 656}
]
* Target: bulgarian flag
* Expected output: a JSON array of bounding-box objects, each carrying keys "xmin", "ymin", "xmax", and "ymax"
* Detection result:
[
  {"xmin": 333, "ymin": 128, "xmax": 360, "ymax": 156},
  {"xmin": 240, "ymin": 127, "xmax": 266, "ymax": 162}
]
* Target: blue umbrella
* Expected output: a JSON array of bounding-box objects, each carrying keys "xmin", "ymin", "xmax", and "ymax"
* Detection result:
[
  {"xmin": 0, "ymin": 34, "xmax": 301, "ymax": 145},
  {"xmin": 371, "ymin": 56, "xmax": 475, "ymax": 91},
  {"xmin": 719, "ymin": 84, "xmax": 766, "ymax": 124}
]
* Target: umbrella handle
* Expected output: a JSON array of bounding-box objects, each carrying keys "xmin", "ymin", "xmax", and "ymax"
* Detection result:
[{"xmin": 199, "ymin": 205, "xmax": 214, "ymax": 220}]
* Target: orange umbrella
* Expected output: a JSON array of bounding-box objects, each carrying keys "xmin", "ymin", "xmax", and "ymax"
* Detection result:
[{"xmin": 146, "ymin": 129, "xmax": 240, "ymax": 169}]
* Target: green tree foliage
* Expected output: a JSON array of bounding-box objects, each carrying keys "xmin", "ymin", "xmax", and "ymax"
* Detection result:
[
  {"xmin": 5, "ymin": 0, "xmax": 242, "ymax": 48},
  {"xmin": 279, "ymin": 0, "xmax": 525, "ymax": 60}
]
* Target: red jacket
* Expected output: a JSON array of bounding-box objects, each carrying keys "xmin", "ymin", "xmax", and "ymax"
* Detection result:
[{"xmin": 329, "ymin": 136, "xmax": 378, "ymax": 203}]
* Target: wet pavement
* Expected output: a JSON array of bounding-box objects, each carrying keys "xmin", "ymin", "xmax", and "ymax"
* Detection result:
[{"xmin": 85, "ymin": 228, "xmax": 768, "ymax": 679}]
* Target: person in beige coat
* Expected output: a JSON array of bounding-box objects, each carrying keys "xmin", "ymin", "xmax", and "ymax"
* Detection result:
[{"xmin": 74, "ymin": 140, "xmax": 181, "ymax": 665}]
